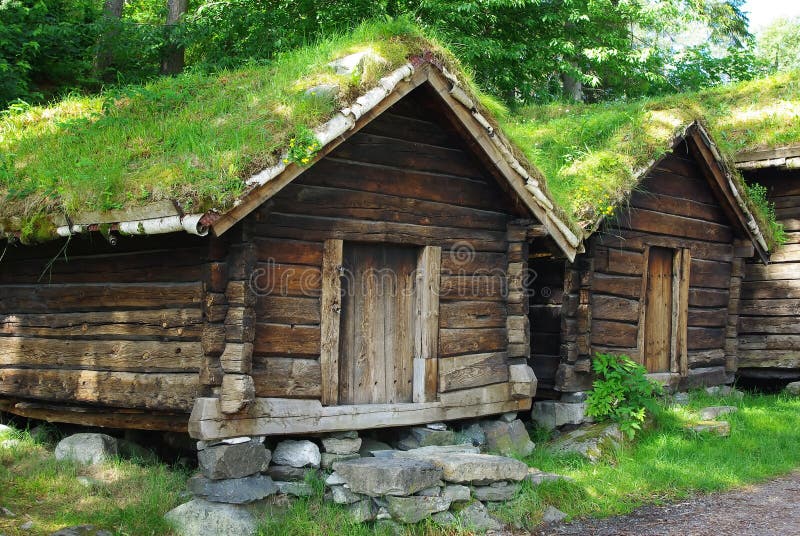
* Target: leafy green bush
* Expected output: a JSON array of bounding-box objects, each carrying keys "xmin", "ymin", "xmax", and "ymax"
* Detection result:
[{"xmin": 586, "ymin": 353, "xmax": 662, "ymax": 439}]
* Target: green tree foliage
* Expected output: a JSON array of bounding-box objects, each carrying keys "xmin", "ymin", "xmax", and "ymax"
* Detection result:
[{"xmin": 755, "ymin": 17, "xmax": 800, "ymax": 72}]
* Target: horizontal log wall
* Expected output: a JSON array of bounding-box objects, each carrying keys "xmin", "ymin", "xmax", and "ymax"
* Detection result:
[
  {"xmin": 554, "ymin": 147, "xmax": 739, "ymax": 392},
  {"xmin": 739, "ymin": 170, "xmax": 800, "ymax": 373},
  {"xmin": 249, "ymin": 86, "xmax": 523, "ymax": 401},
  {"xmin": 0, "ymin": 234, "xmax": 210, "ymax": 414}
]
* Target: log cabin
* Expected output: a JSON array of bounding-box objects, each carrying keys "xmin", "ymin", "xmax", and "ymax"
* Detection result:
[
  {"xmin": 528, "ymin": 123, "xmax": 771, "ymax": 396},
  {"xmin": 735, "ymin": 145, "xmax": 800, "ymax": 383},
  {"xmin": 0, "ymin": 49, "xmax": 581, "ymax": 440}
]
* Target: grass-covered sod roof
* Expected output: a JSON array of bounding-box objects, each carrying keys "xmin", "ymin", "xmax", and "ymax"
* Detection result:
[{"xmin": 501, "ymin": 70, "xmax": 800, "ymax": 247}]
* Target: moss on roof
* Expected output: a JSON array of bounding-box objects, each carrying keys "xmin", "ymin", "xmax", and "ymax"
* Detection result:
[{"xmin": 500, "ymin": 70, "xmax": 800, "ymax": 247}]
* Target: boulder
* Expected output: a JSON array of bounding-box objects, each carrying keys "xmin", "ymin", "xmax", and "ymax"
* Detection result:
[
  {"xmin": 457, "ymin": 423, "xmax": 486, "ymax": 447},
  {"xmin": 431, "ymin": 510, "xmax": 457, "ymax": 525},
  {"xmin": 542, "ymin": 506, "xmax": 567, "ymax": 523},
  {"xmin": 325, "ymin": 472, "xmax": 347, "ymax": 486},
  {"xmin": 698, "ymin": 406, "xmax": 738, "ymax": 420},
  {"xmin": 49, "ymin": 526, "xmax": 112, "ymax": 536},
  {"xmin": 165, "ymin": 499, "xmax": 257, "ymax": 536},
  {"xmin": 385, "ymin": 496, "xmax": 451, "ymax": 523},
  {"xmin": 54, "ymin": 434, "xmax": 118, "ymax": 465},
  {"xmin": 321, "ymin": 437, "xmax": 361, "ymax": 455},
  {"xmin": 397, "ymin": 452, "xmax": 527, "ymax": 484},
  {"xmin": 275, "ymin": 481, "xmax": 313, "ymax": 497},
  {"xmin": 550, "ymin": 423, "xmax": 623, "ymax": 463},
  {"xmin": 705, "ymin": 385, "xmax": 744, "ymax": 399},
  {"xmin": 358, "ymin": 438, "xmax": 393, "ymax": 456},
  {"xmin": 784, "ymin": 381, "xmax": 800, "ymax": 396},
  {"xmin": 531, "ymin": 401, "xmax": 589, "ymax": 430},
  {"xmin": 198, "ymin": 441, "xmax": 270, "ymax": 480},
  {"xmin": 187, "ymin": 474, "xmax": 277, "ymax": 504},
  {"xmin": 472, "ymin": 481, "xmax": 518, "ymax": 502},
  {"xmin": 686, "ymin": 420, "xmax": 730, "ymax": 437},
  {"xmin": 330, "ymin": 485, "xmax": 361, "ymax": 504},
  {"xmin": 321, "ymin": 452, "xmax": 359, "ymax": 469},
  {"xmin": 272, "ymin": 440, "xmax": 320, "ymax": 468},
  {"xmin": 395, "ymin": 436, "xmax": 420, "ymax": 451},
  {"xmin": 443, "ymin": 484, "xmax": 471, "ymax": 503},
  {"xmin": 410, "ymin": 427, "xmax": 457, "ymax": 447},
  {"xmin": 458, "ymin": 501, "xmax": 503, "ymax": 532},
  {"xmin": 480, "ymin": 419, "xmax": 535, "ymax": 457},
  {"xmin": 347, "ymin": 499, "xmax": 377, "ymax": 523},
  {"xmin": 265, "ymin": 465, "xmax": 318, "ymax": 483},
  {"xmin": 332, "ymin": 457, "xmax": 442, "ymax": 497}
]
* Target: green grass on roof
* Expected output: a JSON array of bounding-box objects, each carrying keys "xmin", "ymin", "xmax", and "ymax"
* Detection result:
[
  {"xmin": 0, "ymin": 19, "xmax": 446, "ymax": 233},
  {"xmin": 501, "ymin": 70, "xmax": 800, "ymax": 247}
]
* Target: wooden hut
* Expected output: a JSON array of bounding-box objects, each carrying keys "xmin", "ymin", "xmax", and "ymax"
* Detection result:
[
  {"xmin": 529, "ymin": 123, "xmax": 770, "ymax": 396},
  {"xmin": 0, "ymin": 55, "xmax": 580, "ymax": 440},
  {"xmin": 735, "ymin": 145, "xmax": 800, "ymax": 382}
]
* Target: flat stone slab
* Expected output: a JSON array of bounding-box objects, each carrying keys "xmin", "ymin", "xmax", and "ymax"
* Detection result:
[
  {"xmin": 275, "ymin": 481, "xmax": 313, "ymax": 497},
  {"xmin": 165, "ymin": 499, "xmax": 256, "ymax": 536},
  {"xmin": 526, "ymin": 468, "xmax": 573, "ymax": 486},
  {"xmin": 531, "ymin": 401, "xmax": 589, "ymax": 429},
  {"xmin": 550, "ymin": 423, "xmax": 623, "ymax": 463},
  {"xmin": 386, "ymin": 496, "xmax": 451, "ymax": 523},
  {"xmin": 198, "ymin": 441, "xmax": 270, "ymax": 480},
  {"xmin": 49, "ymin": 526, "xmax": 112, "ymax": 536},
  {"xmin": 54, "ymin": 434, "xmax": 118, "ymax": 465},
  {"xmin": 443, "ymin": 484, "xmax": 471, "ymax": 502},
  {"xmin": 472, "ymin": 481, "xmax": 518, "ymax": 502},
  {"xmin": 686, "ymin": 420, "xmax": 730, "ymax": 437},
  {"xmin": 321, "ymin": 437, "xmax": 361, "ymax": 455},
  {"xmin": 332, "ymin": 457, "xmax": 442, "ymax": 497},
  {"xmin": 699, "ymin": 406, "xmax": 738, "ymax": 420},
  {"xmin": 188, "ymin": 474, "xmax": 277, "ymax": 504},
  {"xmin": 396, "ymin": 451, "xmax": 528, "ymax": 484},
  {"xmin": 410, "ymin": 427, "xmax": 457, "ymax": 447}
]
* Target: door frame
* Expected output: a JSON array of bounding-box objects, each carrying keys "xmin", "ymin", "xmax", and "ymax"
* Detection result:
[
  {"xmin": 637, "ymin": 244, "xmax": 690, "ymax": 378},
  {"xmin": 319, "ymin": 239, "xmax": 441, "ymax": 406}
]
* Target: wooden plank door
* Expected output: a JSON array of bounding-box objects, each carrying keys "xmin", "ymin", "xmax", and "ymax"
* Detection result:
[
  {"xmin": 643, "ymin": 247, "xmax": 674, "ymax": 373},
  {"xmin": 338, "ymin": 243, "xmax": 417, "ymax": 404}
]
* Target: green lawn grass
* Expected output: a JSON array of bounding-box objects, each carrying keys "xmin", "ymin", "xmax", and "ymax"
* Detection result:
[{"xmin": 2, "ymin": 390, "xmax": 799, "ymax": 535}]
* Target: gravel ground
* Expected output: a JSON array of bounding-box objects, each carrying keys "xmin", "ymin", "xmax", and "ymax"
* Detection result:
[{"xmin": 534, "ymin": 471, "xmax": 800, "ymax": 536}]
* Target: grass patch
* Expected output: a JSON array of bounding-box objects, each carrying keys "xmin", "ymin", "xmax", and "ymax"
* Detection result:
[
  {"xmin": 2, "ymin": 391, "xmax": 800, "ymax": 534},
  {"xmin": 502, "ymin": 69, "xmax": 800, "ymax": 245}
]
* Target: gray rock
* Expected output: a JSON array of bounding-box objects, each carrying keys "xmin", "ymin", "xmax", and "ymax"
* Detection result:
[
  {"xmin": 370, "ymin": 449, "xmax": 399, "ymax": 458},
  {"xmin": 685, "ymin": 420, "xmax": 730, "ymax": 437},
  {"xmin": 0, "ymin": 506, "xmax": 15, "ymax": 517},
  {"xmin": 458, "ymin": 423, "xmax": 486, "ymax": 447},
  {"xmin": 321, "ymin": 452, "xmax": 359, "ymax": 469},
  {"xmin": 542, "ymin": 505, "xmax": 567, "ymax": 523},
  {"xmin": 187, "ymin": 474, "xmax": 277, "ymax": 504},
  {"xmin": 347, "ymin": 499, "xmax": 377, "ymax": 523},
  {"xmin": 54, "ymin": 434, "xmax": 118, "ymax": 465},
  {"xmin": 321, "ymin": 437, "xmax": 361, "ymax": 455},
  {"xmin": 198, "ymin": 441, "xmax": 270, "ymax": 480},
  {"xmin": 165, "ymin": 499, "xmax": 256, "ymax": 536},
  {"xmin": 392, "ymin": 445, "xmax": 480, "ymax": 458},
  {"xmin": 376, "ymin": 507, "xmax": 392, "ymax": 520},
  {"xmin": 275, "ymin": 481, "xmax": 313, "ymax": 497},
  {"xmin": 415, "ymin": 486, "xmax": 441, "ymax": 497},
  {"xmin": 410, "ymin": 427, "xmax": 457, "ymax": 447},
  {"xmin": 531, "ymin": 401, "xmax": 589, "ymax": 430},
  {"xmin": 671, "ymin": 392, "xmax": 691, "ymax": 405},
  {"xmin": 265, "ymin": 465, "xmax": 318, "ymax": 483},
  {"xmin": 481, "ymin": 419, "xmax": 535, "ymax": 457},
  {"xmin": 705, "ymin": 385, "xmax": 744, "ymax": 399},
  {"xmin": 431, "ymin": 510, "xmax": 457, "ymax": 525},
  {"xmin": 426, "ymin": 422, "xmax": 448, "ymax": 431},
  {"xmin": 272, "ymin": 440, "xmax": 320, "ymax": 468},
  {"xmin": 49, "ymin": 526, "xmax": 112, "ymax": 536},
  {"xmin": 458, "ymin": 501, "xmax": 503, "ymax": 532},
  {"xmin": 396, "ymin": 436, "xmax": 420, "ymax": 451},
  {"xmin": 499, "ymin": 412, "xmax": 518, "ymax": 423},
  {"xmin": 526, "ymin": 468, "xmax": 572, "ymax": 486},
  {"xmin": 358, "ymin": 438, "xmax": 393, "ymax": 456},
  {"xmin": 304, "ymin": 84, "xmax": 339, "ymax": 100},
  {"xmin": 21, "ymin": 521, "xmax": 34, "ymax": 531},
  {"xmin": 0, "ymin": 424, "xmax": 12, "ymax": 439},
  {"xmin": 785, "ymin": 381, "xmax": 800, "ymax": 396},
  {"xmin": 698, "ymin": 406, "xmax": 738, "ymax": 420},
  {"xmin": 332, "ymin": 457, "xmax": 442, "ymax": 497},
  {"xmin": 325, "ymin": 472, "xmax": 347, "ymax": 486},
  {"xmin": 331, "ymin": 485, "xmax": 361, "ymax": 504},
  {"xmin": 550, "ymin": 423, "xmax": 624, "ymax": 463},
  {"xmin": 385, "ymin": 496, "xmax": 451, "ymax": 523},
  {"xmin": 443, "ymin": 484, "xmax": 471, "ymax": 502},
  {"xmin": 327, "ymin": 51, "xmax": 386, "ymax": 75},
  {"xmin": 472, "ymin": 481, "xmax": 518, "ymax": 502},
  {"xmin": 397, "ymin": 451, "xmax": 527, "ymax": 484},
  {"xmin": 561, "ymin": 391, "xmax": 589, "ymax": 403}
]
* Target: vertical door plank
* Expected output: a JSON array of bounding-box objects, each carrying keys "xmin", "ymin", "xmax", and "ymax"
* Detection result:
[
  {"xmin": 676, "ymin": 249, "xmax": 691, "ymax": 376},
  {"xmin": 320, "ymin": 239, "xmax": 343, "ymax": 406},
  {"xmin": 644, "ymin": 247, "xmax": 673, "ymax": 373},
  {"xmin": 414, "ymin": 246, "xmax": 442, "ymax": 403}
]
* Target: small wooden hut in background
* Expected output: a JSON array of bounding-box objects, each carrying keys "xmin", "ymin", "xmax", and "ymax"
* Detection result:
[
  {"xmin": 735, "ymin": 145, "xmax": 800, "ymax": 383},
  {"xmin": 0, "ymin": 57, "xmax": 579, "ymax": 439},
  {"xmin": 529, "ymin": 123, "xmax": 769, "ymax": 397}
]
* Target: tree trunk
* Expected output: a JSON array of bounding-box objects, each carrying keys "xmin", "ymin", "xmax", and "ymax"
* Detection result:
[
  {"xmin": 562, "ymin": 71, "xmax": 584, "ymax": 102},
  {"xmin": 94, "ymin": 0, "xmax": 126, "ymax": 80},
  {"xmin": 160, "ymin": 0, "xmax": 188, "ymax": 75}
]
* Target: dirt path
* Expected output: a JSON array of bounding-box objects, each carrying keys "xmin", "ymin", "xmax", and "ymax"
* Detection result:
[{"xmin": 535, "ymin": 471, "xmax": 800, "ymax": 536}]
